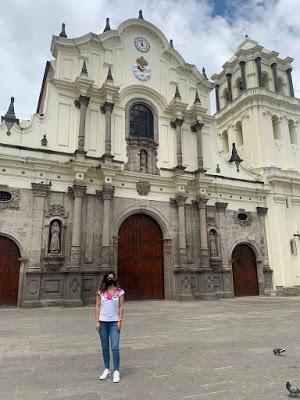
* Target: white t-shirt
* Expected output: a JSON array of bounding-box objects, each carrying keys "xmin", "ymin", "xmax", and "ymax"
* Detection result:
[{"xmin": 98, "ymin": 288, "xmax": 125, "ymax": 322}]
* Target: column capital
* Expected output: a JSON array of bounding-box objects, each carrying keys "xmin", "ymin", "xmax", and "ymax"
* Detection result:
[
  {"xmin": 68, "ymin": 182, "xmax": 86, "ymax": 198},
  {"xmin": 256, "ymin": 206, "xmax": 268, "ymax": 216},
  {"xmin": 170, "ymin": 118, "xmax": 184, "ymax": 129},
  {"xmin": 197, "ymin": 195, "xmax": 208, "ymax": 208},
  {"xmin": 100, "ymin": 101, "xmax": 114, "ymax": 113},
  {"xmin": 74, "ymin": 95, "xmax": 90, "ymax": 108},
  {"xmin": 102, "ymin": 183, "xmax": 115, "ymax": 200},
  {"xmin": 174, "ymin": 192, "xmax": 188, "ymax": 207},
  {"xmin": 31, "ymin": 182, "xmax": 51, "ymax": 197},
  {"xmin": 215, "ymin": 202, "xmax": 228, "ymax": 211},
  {"xmin": 239, "ymin": 60, "xmax": 245, "ymax": 66},
  {"xmin": 191, "ymin": 121, "xmax": 204, "ymax": 133}
]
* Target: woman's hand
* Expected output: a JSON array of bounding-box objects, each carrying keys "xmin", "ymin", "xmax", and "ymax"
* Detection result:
[
  {"xmin": 96, "ymin": 321, "xmax": 100, "ymax": 331},
  {"xmin": 117, "ymin": 321, "xmax": 122, "ymax": 331}
]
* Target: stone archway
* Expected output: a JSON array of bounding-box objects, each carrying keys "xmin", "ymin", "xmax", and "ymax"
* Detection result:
[
  {"xmin": 117, "ymin": 213, "xmax": 164, "ymax": 300},
  {"xmin": 0, "ymin": 236, "xmax": 21, "ymax": 306},
  {"xmin": 232, "ymin": 243, "xmax": 259, "ymax": 296}
]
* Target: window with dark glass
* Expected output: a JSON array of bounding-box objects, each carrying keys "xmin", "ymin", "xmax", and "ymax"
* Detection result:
[{"xmin": 129, "ymin": 104, "xmax": 154, "ymax": 139}]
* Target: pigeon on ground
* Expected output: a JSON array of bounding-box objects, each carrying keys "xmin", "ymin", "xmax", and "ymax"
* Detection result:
[
  {"xmin": 286, "ymin": 381, "xmax": 300, "ymax": 396},
  {"xmin": 273, "ymin": 348, "xmax": 286, "ymax": 356}
]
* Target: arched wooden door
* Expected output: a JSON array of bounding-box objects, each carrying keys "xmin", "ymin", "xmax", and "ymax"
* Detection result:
[
  {"xmin": 232, "ymin": 244, "xmax": 259, "ymax": 296},
  {"xmin": 0, "ymin": 236, "xmax": 21, "ymax": 306},
  {"xmin": 117, "ymin": 214, "xmax": 164, "ymax": 300}
]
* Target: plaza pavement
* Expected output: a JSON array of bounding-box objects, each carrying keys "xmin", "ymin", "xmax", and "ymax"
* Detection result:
[{"xmin": 1, "ymin": 297, "xmax": 300, "ymax": 400}]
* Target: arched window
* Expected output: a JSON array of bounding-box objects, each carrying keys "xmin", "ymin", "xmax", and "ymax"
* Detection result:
[
  {"xmin": 289, "ymin": 120, "xmax": 297, "ymax": 145},
  {"xmin": 236, "ymin": 121, "xmax": 244, "ymax": 146},
  {"xmin": 129, "ymin": 104, "xmax": 154, "ymax": 139},
  {"xmin": 261, "ymin": 72, "xmax": 269, "ymax": 90},
  {"xmin": 222, "ymin": 89, "xmax": 230, "ymax": 106},
  {"xmin": 277, "ymin": 77, "xmax": 284, "ymax": 95},
  {"xmin": 236, "ymin": 77, "xmax": 244, "ymax": 94},
  {"xmin": 222, "ymin": 130, "xmax": 229, "ymax": 153},
  {"xmin": 272, "ymin": 115, "xmax": 280, "ymax": 140}
]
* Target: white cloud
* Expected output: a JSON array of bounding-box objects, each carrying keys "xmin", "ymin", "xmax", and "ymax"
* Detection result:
[{"xmin": 0, "ymin": 0, "xmax": 299, "ymax": 119}]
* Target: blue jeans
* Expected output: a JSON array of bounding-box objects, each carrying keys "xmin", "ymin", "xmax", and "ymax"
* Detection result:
[{"xmin": 99, "ymin": 321, "xmax": 120, "ymax": 371}]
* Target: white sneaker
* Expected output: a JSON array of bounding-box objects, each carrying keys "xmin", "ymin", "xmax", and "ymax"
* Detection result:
[
  {"xmin": 99, "ymin": 368, "xmax": 110, "ymax": 380},
  {"xmin": 113, "ymin": 370, "xmax": 120, "ymax": 383}
]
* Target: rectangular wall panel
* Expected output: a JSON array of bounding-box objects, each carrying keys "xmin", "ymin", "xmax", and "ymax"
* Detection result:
[
  {"xmin": 112, "ymin": 114, "xmax": 124, "ymax": 156},
  {"xmin": 160, "ymin": 124, "xmax": 170, "ymax": 164},
  {"xmin": 62, "ymin": 58, "xmax": 73, "ymax": 81},
  {"xmin": 57, "ymin": 103, "xmax": 71, "ymax": 147},
  {"xmin": 87, "ymin": 109, "xmax": 98, "ymax": 151}
]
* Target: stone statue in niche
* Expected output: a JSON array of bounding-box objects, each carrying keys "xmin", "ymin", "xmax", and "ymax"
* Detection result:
[
  {"xmin": 49, "ymin": 220, "xmax": 61, "ymax": 253},
  {"xmin": 140, "ymin": 149, "xmax": 148, "ymax": 173},
  {"xmin": 209, "ymin": 230, "xmax": 218, "ymax": 257}
]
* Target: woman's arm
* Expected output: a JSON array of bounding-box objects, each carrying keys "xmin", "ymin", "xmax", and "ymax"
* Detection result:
[
  {"xmin": 117, "ymin": 294, "xmax": 125, "ymax": 331},
  {"xmin": 95, "ymin": 294, "xmax": 101, "ymax": 330}
]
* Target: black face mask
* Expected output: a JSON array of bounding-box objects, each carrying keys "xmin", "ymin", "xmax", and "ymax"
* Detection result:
[{"xmin": 106, "ymin": 278, "xmax": 115, "ymax": 286}]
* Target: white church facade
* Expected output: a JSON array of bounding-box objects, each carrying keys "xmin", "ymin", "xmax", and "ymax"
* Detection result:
[{"xmin": 0, "ymin": 11, "xmax": 299, "ymax": 307}]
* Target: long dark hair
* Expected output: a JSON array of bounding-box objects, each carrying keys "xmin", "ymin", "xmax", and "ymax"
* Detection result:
[{"xmin": 99, "ymin": 270, "xmax": 118, "ymax": 293}]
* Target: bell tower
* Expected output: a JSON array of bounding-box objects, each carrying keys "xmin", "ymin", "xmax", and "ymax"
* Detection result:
[{"xmin": 212, "ymin": 37, "xmax": 300, "ymax": 292}]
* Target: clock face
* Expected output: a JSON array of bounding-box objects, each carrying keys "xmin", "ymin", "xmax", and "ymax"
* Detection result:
[{"xmin": 134, "ymin": 37, "xmax": 150, "ymax": 53}]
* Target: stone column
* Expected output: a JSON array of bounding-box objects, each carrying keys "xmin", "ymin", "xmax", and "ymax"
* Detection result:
[
  {"xmin": 256, "ymin": 207, "xmax": 273, "ymax": 293},
  {"xmin": 191, "ymin": 122, "xmax": 205, "ymax": 171},
  {"xmin": 286, "ymin": 68, "xmax": 295, "ymax": 97},
  {"xmin": 226, "ymin": 73, "xmax": 233, "ymax": 102},
  {"xmin": 215, "ymin": 85, "xmax": 220, "ymax": 112},
  {"xmin": 271, "ymin": 63, "xmax": 278, "ymax": 92},
  {"xmin": 29, "ymin": 182, "xmax": 51, "ymax": 271},
  {"xmin": 100, "ymin": 102, "xmax": 114, "ymax": 161},
  {"xmin": 215, "ymin": 202, "xmax": 228, "ymax": 267},
  {"xmin": 70, "ymin": 182, "xmax": 86, "ymax": 267},
  {"xmin": 101, "ymin": 183, "xmax": 115, "ymax": 268},
  {"xmin": 175, "ymin": 193, "xmax": 188, "ymax": 266},
  {"xmin": 239, "ymin": 61, "xmax": 246, "ymax": 91},
  {"xmin": 171, "ymin": 118, "xmax": 184, "ymax": 169},
  {"xmin": 197, "ymin": 195, "xmax": 209, "ymax": 266},
  {"xmin": 255, "ymin": 57, "xmax": 262, "ymax": 87},
  {"xmin": 74, "ymin": 95, "xmax": 90, "ymax": 156}
]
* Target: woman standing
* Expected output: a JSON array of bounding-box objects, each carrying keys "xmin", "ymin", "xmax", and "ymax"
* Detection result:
[{"xmin": 96, "ymin": 271, "xmax": 125, "ymax": 383}]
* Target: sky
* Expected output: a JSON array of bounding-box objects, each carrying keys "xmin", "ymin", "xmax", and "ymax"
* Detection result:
[{"xmin": 0, "ymin": 0, "xmax": 299, "ymax": 120}]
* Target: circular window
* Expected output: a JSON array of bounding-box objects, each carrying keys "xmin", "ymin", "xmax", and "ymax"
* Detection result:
[
  {"xmin": 237, "ymin": 212, "xmax": 248, "ymax": 221},
  {"xmin": 0, "ymin": 191, "xmax": 12, "ymax": 202}
]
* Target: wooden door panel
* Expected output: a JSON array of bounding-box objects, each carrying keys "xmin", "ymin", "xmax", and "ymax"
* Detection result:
[
  {"xmin": 232, "ymin": 244, "xmax": 258, "ymax": 296},
  {"xmin": 118, "ymin": 214, "xmax": 164, "ymax": 300},
  {"xmin": 0, "ymin": 237, "xmax": 21, "ymax": 306}
]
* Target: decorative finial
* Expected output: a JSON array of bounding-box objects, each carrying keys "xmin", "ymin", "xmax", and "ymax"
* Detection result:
[
  {"xmin": 103, "ymin": 17, "xmax": 111, "ymax": 32},
  {"xmin": 216, "ymin": 164, "xmax": 220, "ymax": 173},
  {"xmin": 170, "ymin": 39, "xmax": 173, "ymax": 48},
  {"xmin": 174, "ymin": 85, "xmax": 181, "ymax": 99},
  {"xmin": 202, "ymin": 67, "xmax": 208, "ymax": 80},
  {"xmin": 1, "ymin": 97, "xmax": 19, "ymax": 136},
  {"xmin": 228, "ymin": 143, "xmax": 243, "ymax": 172},
  {"xmin": 59, "ymin": 23, "xmax": 67, "ymax": 38},
  {"xmin": 106, "ymin": 66, "xmax": 113, "ymax": 81},
  {"xmin": 194, "ymin": 91, "xmax": 201, "ymax": 104},
  {"xmin": 81, "ymin": 60, "xmax": 88, "ymax": 76},
  {"xmin": 138, "ymin": 10, "xmax": 144, "ymax": 19},
  {"xmin": 245, "ymin": 33, "xmax": 249, "ymax": 38}
]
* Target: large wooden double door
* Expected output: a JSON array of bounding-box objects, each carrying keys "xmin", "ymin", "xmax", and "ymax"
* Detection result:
[
  {"xmin": 0, "ymin": 236, "xmax": 21, "ymax": 306},
  {"xmin": 117, "ymin": 214, "xmax": 164, "ymax": 300},
  {"xmin": 232, "ymin": 244, "xmax": 259, "ymax": 296}
]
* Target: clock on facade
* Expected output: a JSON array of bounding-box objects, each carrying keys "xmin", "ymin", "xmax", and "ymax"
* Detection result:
[{"xmin": 134, "ymin": 37, "xmax": 150, "ymax": 52}]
